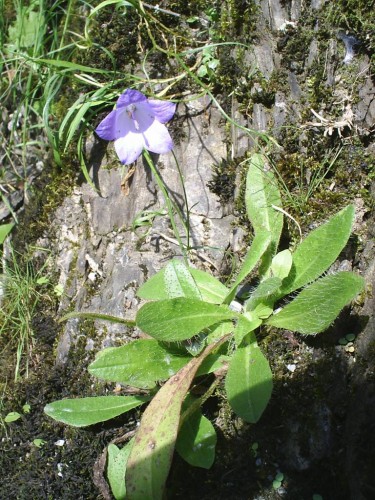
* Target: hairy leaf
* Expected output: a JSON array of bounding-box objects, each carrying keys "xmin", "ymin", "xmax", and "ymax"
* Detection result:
[
  {"xmin": 137, "ymin": 267, "xmax": 169, "ymax": 300},
  {"xmin": 107, "ymin": 441, "xmax": 134, "ymax": 500},
  {"xmin": 125, "ymin": 339, "xmax": 227, "ymax": 499},
  {"xmin": 225, "ymin": 336, "xmax": 273, "ymax": 423},
  {"xmin": 279, "ymin": 205, "xmax": 355, "ymax": 295},
  {"xmin": 190, "ymin": 268, "xmax": 229, "ymax": 303},
  {"xmin": 223, "ymin": 231, "xmax": 271, "ymax": 304},
  {"xmin": 245, "ymin": 276, "xmax": 282, "ymax": 311},
  {"xmin": 88, "ymin": 340, "xmax": 191, "ymax": 388},
  {"xmin": 245, "ymin": 154, "xmax": 283, "ymax": 273},
  {"xmin": 267, "ymin": 271, "xmax": 365, "ymax": 334},
  {"xmin": 137, "ymin": 266, "xmax": 228, "ymax": 303},
  {"xmin": 44, "ymin": 396, "xmax": 149, "ymax": 427},
  {"xmin": 271, "ymin": 249, "xmax": 292, "ymax": 280},
  {"xmin": 164, "ymin": 259, "xmax": 202, "ymax": 299},
  {"xmin": 176, "ymin": 407, "xmax": 216, "ymax": 468},
  {"xmin": 136, "ymin": 298, "xmax": 237, "ymax": 341},
  {"xmin": 233, "ymin": 314, "xmax": 262, "ymax": 346}
]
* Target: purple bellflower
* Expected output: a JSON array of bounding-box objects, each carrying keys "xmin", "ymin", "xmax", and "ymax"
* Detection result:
[{"xmin": 95, "ymin": 89, "xmax": 176, "ymax": 165}]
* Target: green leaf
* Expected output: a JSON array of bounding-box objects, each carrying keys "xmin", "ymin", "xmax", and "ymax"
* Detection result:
[
  {"xmin": 88, "ymin": 340, "xmax": 191, "ymax": 388},
  {"xmin": 176, "ymin": 408, "xmax": 216, "ymax": 469},
  {"xmin": 137, "ymin": 268, "xmax": 169, "ymax": 300},
  {"xmin": 197, "ymin": 65, "xmax": 208, "ymax": 77},
  {"xmin": 90, "ymin": 0, "xmax": 134, "ymax": 17},
  {"xmin": 137, "ymin": 266, "xmax": 228, "ymax": 303},
  {"xmin": 33, "ymin": 438, "xmax": 46, "ymax": 448},
  {"xmin": 125, "ymin": 338, "xmax": 228, "ymax": 499},
  {"xmin": 233, "ymin": 314, "xmax": 262, "ymax": 346},
  {"xmin": 59, "ymin": 311, "xmax": 135, "ymax": 326},
  {"xmin": 34, "ymin": 57, "xmax": 113, "ymax": 74},
  {"xmin": 205, "ymin": 320, "xmax": 234, "ymax": 344},
  {"xmin": 190, "ymin": 268, "xmax": 229, "ymax": 303},
  {"xmin": 271, "ymin": 249, "xmax": 292, "ymax": 280},
  {"xmin": 0, "ymin": 223, "xmax": 15, "ymax": 244},
  {"xmin": 267, "ymin": 271, "xmax": 365, "ymax": 334},
  {"xmin": 22, "ymin": 403, "xmax": 31, "ymax": 413},
  {"xmin": 196, "ymin": 352, "xmax": 231, "ymax": 377},
  {"xmin": 245, "ymin": 276, "xmax": 282, "ymax": 311},
  {"xmin": 107, "ymin": 440, "xmax": 134, "ymax": 500},
  {"xmin": 8, "ymin": 7, "xmax": 44, "ymax": 49},
  {"xmin": 4, "ymin": 411, "xmax": 21, "ymax": 423},
  {"xmin": 279, "ymin": 205, "xmax": 355, "ymax": 295},
  {"xmin": 223, "ymin": 231, "xmax": 271, "ymax": 304},
  {"xmin": 225, "ymin": 336, "xmax": 273, "ymax": 423},
  {"xmin": 136, "ymin": 298, "xmax": 237, "ymax": 341},
  {"xmin": 245, "ymin": 154, "xmax": 283, "ymax": 273},
  {"xmin": 44, "ymin": 395, "xmax": 149, "ymax": 427},
  {"xmin": 164, "ymin": 260, "xmax": 202, "ymax": 299}
]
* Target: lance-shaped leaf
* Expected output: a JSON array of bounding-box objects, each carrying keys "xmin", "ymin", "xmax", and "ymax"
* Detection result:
[
  {"xmin": 279, "ymin": 205, "xmax": 355, "ymax": 295},
  {"xmin": 107, "ymin": 440, "xmax": 134, "ymax": 500},
  {"xmin": 164, "ymin": 259, "xmax": 202, "ymax": 299},
  {"xmin": 245, "ymin": 276, "xmax": 282, "ymax": 312},
  {"xmin": 190, "ymin": 268, "xmax": 229, "ymax": 304},
  {"xmin": 271, "ymin": 249, "xmax": 292, "ymax": 280},
  {"xmin": 223, "ymin": 231, "xmax": 271, "ymax": 304},
  {"xmin": 233, "ymin": 314, "xmax": 262, "ymax": 346},
  {"xmin": 136, "ymin": 298, "xmax": 237, "ymax": 341},
  {"xmin": 125, "ymin": 338, "xmax": 228, "ymax": 500},
  {"xmin": 88, "ymin": 340, "xmax": 191, "ymax": 388},
  {"xmin": 225, "ymin": 334, "xmax": 273, "ymax": 423},
  {"xmin": 137, "ymin": 267, "xmax": 169, "ymax": 300},
  {"xmin": 267, "ymin": 271, "xmax": 365, "ymax": 334},
  {"xmin": 44, "ymin": 395, "xmax": 149, "ymax": 427},
  {"xmin": 137, "ymin": 266, "xmax": 228, "ymax": 304},
  {"xmin": 176, "ymin": 397, "xmax": 216, "ymax": 469},
  {"xmin": 0, "ymin": 222, "xmax": 15, "ymax": 244},
  {"xmin": 245, "ymin": 154, "xmax": 283, "ymax": 273}
]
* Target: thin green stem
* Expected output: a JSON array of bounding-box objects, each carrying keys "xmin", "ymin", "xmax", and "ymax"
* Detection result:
[
  {"xmin": 172, "ymin": 150, "xmax": 191, "ymax": 251},
  {"xmin": 142, "ymin": 149, "xmax": 187, "ymax": 260}
]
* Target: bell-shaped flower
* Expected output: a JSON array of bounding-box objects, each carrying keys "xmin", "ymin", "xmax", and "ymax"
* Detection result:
[{"xmin": 95, "ymin": 89, "xmax": 176, "ymax": 165}]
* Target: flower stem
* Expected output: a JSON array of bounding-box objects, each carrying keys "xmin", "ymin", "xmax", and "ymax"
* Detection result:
[
  {"xmin": 172, "ymin": 150, "xmax": 191, "ymax": 251},
  {"xmin": 142, "ymin": 149, "xmax": 187, "ymax": 260}
]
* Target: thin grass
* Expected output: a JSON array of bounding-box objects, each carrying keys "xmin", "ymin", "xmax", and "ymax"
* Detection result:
[{"xmin": 0, "ymin": 247, "xmax": 50, "ymax": 380}]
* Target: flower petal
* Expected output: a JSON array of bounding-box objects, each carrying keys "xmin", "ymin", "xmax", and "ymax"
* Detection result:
[
  {"xmin": 142, "ymin": 120, "xmax": 174, "ymax": 154},
  {"xmin": 148, "ymin": 99, "xmax": 176, "ymax": 123},
  {"xmin": 114, "ymin": 132, "xmax": 145, "ymax": 164},
  {"xmin": 116, "ymin": 89, "xmax": 147, "ymax": 109},
  {"xmin": 95, "ymin": 109, "xmax": 119, "ymax": 141}
]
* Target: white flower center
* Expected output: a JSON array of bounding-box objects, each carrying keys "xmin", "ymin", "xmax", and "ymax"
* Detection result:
[{"xmin": 126, "ymin": 103, "xmax": 140, "ymax": 130}]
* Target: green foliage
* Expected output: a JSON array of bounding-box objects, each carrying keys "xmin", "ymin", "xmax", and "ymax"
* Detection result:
[
  {"xmin": 44, "ymin": 395, "xmax": 149, "ymax": 427},
  {"xmin": 0, "ymin": 223, "xmax": 15, "ymax": 244},
  {"xmin": 267, "ymin": 272, "xmax": 365, "ymax": 334},
  {"xmin": 45, "ymin": 154, "xmax": 364, "ymax": 499},
  {"xmin": 278, "ymin": 205, "xmax": 355, "ymax": 295},
  {"xmin": 136, "ymin": 298, "xmax": 238, "ymax": 341},
  {"xmin": 107, "ymin": 441, "xmax": 133, "ymax": 500},
  {"xmin": 176, "ymin": 394, "xmax": 216, "ymax": 468},
  {"xmin": 225, "ymin": 332, "xmax": 273, "ymax": 423},
  {"xmin": 88, "ymin": 340, "xmax": 192, "ymax": 388},
  {"xmin": 4, "ymin": 411, "xmax": 22, "ymax": 423},
  {"xmin": 245, "ymin": 154, "xmax": 283, "ymax": 274},
  {"xmin": 0, "ymin": 247, "xmax": 52, "ymax": 380}
]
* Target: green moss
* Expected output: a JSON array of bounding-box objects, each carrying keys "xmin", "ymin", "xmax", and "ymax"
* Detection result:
[
  {"xmin": 207, "ymin": 157, "xmax": 238, "ymax": 204},
  {"xmin": 270, "ymin": 135, "xmax": 374, "ymax": 235},
  {"xmin": 218, "ymin": 0, "xmax": 259, "ymax": 42},
  {"xmin": 324, "ymin": 0, "xmax": 375, "ymax": 70},
  {"xmin": 11, "ymin": 162, "xmax": 78, "ymax": 252}
]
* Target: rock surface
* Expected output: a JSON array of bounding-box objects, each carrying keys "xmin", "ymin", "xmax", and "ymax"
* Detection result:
[{"xmin": 1, "ymin": 1, "xmax": 374, "ymax": 499}]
